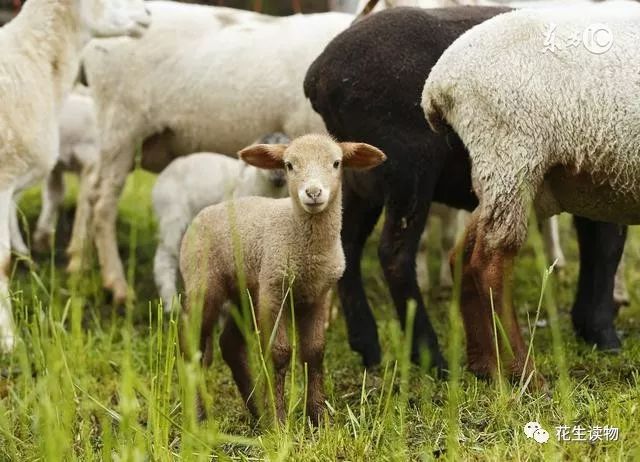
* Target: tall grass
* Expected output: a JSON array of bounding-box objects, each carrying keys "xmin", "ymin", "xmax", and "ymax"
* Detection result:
[{"xmin": 0, "ymin": 171, "xmax": 638, "ymax": 460}]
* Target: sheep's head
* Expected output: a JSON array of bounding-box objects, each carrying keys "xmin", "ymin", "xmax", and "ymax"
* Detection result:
[
  {"xmin": 79, "ymin": 0, "xmax": 152, "ymax": 39},
  {"xmin": 239, "ymin": 134, "xmax": 386, "ymax": 214}
]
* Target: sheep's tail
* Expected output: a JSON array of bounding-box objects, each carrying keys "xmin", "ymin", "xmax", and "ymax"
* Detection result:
[
  {"xmin": 421, "ymin": 80, "xmax": 450, "ymax": 134},
  {"xmin": 352, "ymin": 0, "xmax": 379, "ymax": 25}
]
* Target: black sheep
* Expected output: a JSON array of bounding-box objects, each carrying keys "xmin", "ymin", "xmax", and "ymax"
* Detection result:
[{"xmin": 304, "ymin": 6, "xmax": 625, "ymax": 375}]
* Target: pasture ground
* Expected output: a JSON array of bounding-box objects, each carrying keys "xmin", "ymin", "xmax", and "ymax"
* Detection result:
[{"xmin": 1, "ymin": 170, "xmax": 639, "ymax": 460}]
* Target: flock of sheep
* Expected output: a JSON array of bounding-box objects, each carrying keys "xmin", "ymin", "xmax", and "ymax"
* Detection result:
[{"xmin": 0, "ymin": 0, "xmax": 637, "ymax": 423}]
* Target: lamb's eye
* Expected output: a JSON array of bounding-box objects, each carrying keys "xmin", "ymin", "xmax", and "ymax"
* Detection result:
[
  {"xmin": 285, "ymin": 162, "xmax": 294, "ymax": 172},
  {"xmin": 333, "ymin": 160, "xmax": 341, "ymax": 169}
]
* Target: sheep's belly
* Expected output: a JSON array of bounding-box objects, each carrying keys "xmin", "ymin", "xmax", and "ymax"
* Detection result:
[{"xmin": 539, "ymin": 166, "xmax": 640, "ymax": 224}]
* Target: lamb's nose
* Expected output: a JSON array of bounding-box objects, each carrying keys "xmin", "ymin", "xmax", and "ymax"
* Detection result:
[{"xmin": 305, "ymin": 186, "xmax": 322, "ymax": 200}]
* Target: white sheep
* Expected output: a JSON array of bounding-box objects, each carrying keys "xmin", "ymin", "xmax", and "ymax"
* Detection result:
[
  {"xmin": 422, "ymin": 1, "xmax": 640, "ymax": 378},
  {"xmin": 9, "ymin": 88, "xmax": 100, "ymax": 269},
  {"xmin": 179, "ymin": 134, "xmax": 386, "ymax": 423},
  {"xmin": 153, "ymin": 133, "xmax": 290, "ymax": 312},
  {"xmin": 0, "ymin": 0, "xmax": 151, "ymax": 351},
  {"xmin": 79, "ymin": 1, "xmax": 353, "ymax": 303}
]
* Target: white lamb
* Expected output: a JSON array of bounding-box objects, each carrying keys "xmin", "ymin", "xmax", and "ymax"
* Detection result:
[
  {"xmin": 153, "ymin": 133, "xmax": 290, "ymax": 312},
  {"xmin": 79, "ymin": 1, "xmax": 353, "ymax": 303},
  {"xmin": 179, "ymin": 134, "xmax": 386, "ymax": 423},
  {"xmin": 0, "ymin": 0, "xmax": 150, "ymax": 351},
  {"xmin": 422, "ymin": 1, "xmax": 640, "ymax": 378}
]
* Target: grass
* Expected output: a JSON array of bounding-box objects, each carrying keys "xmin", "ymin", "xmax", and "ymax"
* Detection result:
[{"xmin": 1, "ymin": 169, "xmax": 639, "ymax": 460}]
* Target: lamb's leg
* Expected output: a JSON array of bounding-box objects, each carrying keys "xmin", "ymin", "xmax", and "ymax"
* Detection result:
[
  {"xmin": 153, "ymin": 203, "xmax": 189, "ymax": 313},
  {"xmin": 92, "ymin": 135, "xmax": 137, "ymax": 304},
  {"xmin": 154, "ymin": 243, "xmax": 179, "ymax": 314},
  {"xmin": 33, "ymin": 165, "xmax": 65, "ymax": 252},
  {"xmin": 456, "ymin": 210, "xmax": 533, "ymax": 381},
  {"xmin": 337, "ymin": 186, "xmax": 383, "ymax": 367},
  {"xmin": 378, "ymin": 193, "xmax": 446, "ymax": 373},
  {"xmin": 220, "ymin": 317, "xmax": 258, "ymax": 418},
  {"xmin": 9, "ymin": 199, "xmax": 28, "ymax": 256},
  {"xmin": 296, "ymin": 295, "xmax": 329, "ymax": 425},
  {"xmin": 572, "ymin": 216, "xmax": 625, "ymax": 351},
  {"xmin": 416, "ymin": 227, "xmax": 430, "ymax": 292},
  {"xmin": 613, "ymin": 258, "xmax": 629, "ymax": 307},
  {"xmin": 260, "ymin": 289, "xmax": 291, "ymax": 424},
  {"xmin": 541, "ymin": 215, "xmax": 566, "ymax": 269},
  {"xmin": 179, "ymin": 282, "xmax": 221, "ymax": 421},
  {"xmin": 0, "ymin": 189, "xmax": 16, "ymax": 352},
  {"xmin": 438, "ymin": 207, "xmax": 463, "ymax": 289},
  {"xmin": 67, "ymin": 160, "xmax": 99, "ymax": 273}
]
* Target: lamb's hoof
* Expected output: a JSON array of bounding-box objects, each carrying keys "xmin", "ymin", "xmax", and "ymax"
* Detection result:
[
  {"xmin": 103, "ymin": 278, "xmax": 130, "ymax": 307},
  {"xmin": 32, "ymin": 230, "xmax": 53, "ymax": 254},
  {"xmin": 577, "ymin": 326, "xmax": 622, "ymax": 353},
  {"xmin": 613, "ymin": 292, "xmax": 630, "ymax": 308},
  {"xmin": 66, "ymin": 255, "xmax": 85, "ymax": 274}
]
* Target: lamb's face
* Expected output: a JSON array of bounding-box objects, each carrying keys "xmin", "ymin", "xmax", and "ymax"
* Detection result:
[
  {"xmin": 80, "ymin": 0, "xmax": 152, "ymax": 39},
  {"xmin": 283, "ymin": 138, "xmax": 344, "ymax": 214},
  {"xmin": 239, "ymin": 134, "xmax": 387, "ymax": 215}
]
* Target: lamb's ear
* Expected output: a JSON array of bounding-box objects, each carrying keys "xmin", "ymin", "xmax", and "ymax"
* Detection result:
[
  {"xmin": 340, "ymin": 142, "xmax": 387, "ymax": 170},
  {"xmin": 238, "ymin": 144, "xmax": 287, "ymax": 169}
]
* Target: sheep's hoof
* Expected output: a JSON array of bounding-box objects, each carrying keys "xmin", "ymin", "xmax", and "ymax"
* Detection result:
[
  {"xmin": 32, "ymin": 230, "xmax": 53, "ymax": 254},
  {"xmin": 103, "ymin": 278, "xmax": 130, "ymax": 307},
  {"xmin": 577, "ymin": 326, "xmax": 622, "ymax": 353},
  {"xmin": 66, "ymin": 256, "xmax": 84, "ymax": 274},
  {"xmin": 613, "ymin": 292, "xmax": 630, "ymax": 308}
]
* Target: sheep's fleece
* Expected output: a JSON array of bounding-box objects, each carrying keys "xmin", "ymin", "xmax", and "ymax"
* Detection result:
[{"xmin": 423, "ymin": 1, "xmax": 640, "ymax": 248}]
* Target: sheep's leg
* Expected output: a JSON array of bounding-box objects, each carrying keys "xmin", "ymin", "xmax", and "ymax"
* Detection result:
[
  {"xmin": 337, "ymin": 187, "xmax": 383, "ymax": 367},
  {"xmin": 9, "ymin": 199, "xmax": 28, "ymax": 256},
  {"xmin": 416, "ymin": 227, "xmax": 430, "ymax": 292},
  {"xmin": 33, "ymin": 165, "xmax": 65, "ymax": 252},
  {"xmin": 541, "ymin": 215, "xmax": 566, "ymax": 269},
  {"xmin": 260, "ymin": 290, "xmax": 291, "ymax": 424},
  {"xmin": 92, "ymin": 136, "xmax": 137, "ymax": 304},
  {"xmin": 572, "ymin": 216, "xmax": 625, "ymax": 351},
  {"xmin": 438, "ymin": 207, "xmax": 462, "ymax": 289},
  {"xmin": 220, "ymin": 317, "xmax": 258, "ymax": 418},
  {"xmin": 179, "ymin": 283, "xmax": 221, "ymax": 421},
  {"xmin": 153, "ymin": 205, "xmax": 189, "ymax": 313},
  {"xmin": 67, "ymin": 160, "xmax": 99, "ymax": 273},
  {"xmin": 378, "ymin": 196, "xmax": 446, "ymax": 373},
  {"xmin": 613, "ymin": 258, "xmax": 629, "ymax": 307},
  {"xmin": 296, "ymin": 295, "xmax": 329, "ymax": 425},
  {"xmin": 154, "ymin": 244, "xmax": 179, "ymax": 314},
  {"xmin": 456, "ymin": 210, "xmax": 532, "ymax": 380},
  {"xmin": 0, "ymin": 189, "xmax": 16, "ymax": 352}
]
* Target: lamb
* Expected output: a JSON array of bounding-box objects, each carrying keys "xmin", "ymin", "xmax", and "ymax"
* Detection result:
[
  {"xmin": 79, "ymin": 1, "xmax": 353, "ymax": 304},
  {"xmin": 422, "ymin": 1, "xmax": 639, "ymax": 379},
  {"xmin": 0, "ymin": 0, "xmax": 151, "ymax": 351},
  {"xmin": 179, "ymin": 134, "xmax": 385, "ymax": 423},
  {"xmin": 9, "ymin": 88, "xmax": 101, "ymax": 269},
  {"xmin": 304, "ymin": 6, "xmax": 627, "ymax": 373},
  {"xmin": 153, "ymin": 133, "xmax": 290, "ymax": 312}
]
